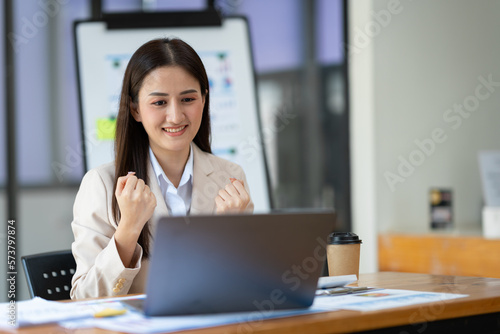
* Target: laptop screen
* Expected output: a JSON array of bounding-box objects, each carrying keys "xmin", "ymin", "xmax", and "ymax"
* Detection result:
[{"xmin": 144, "ymin": 211, "xmax": 335, "ymax": 316}]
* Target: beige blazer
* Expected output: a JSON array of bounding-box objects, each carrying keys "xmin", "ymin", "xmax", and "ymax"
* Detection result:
[{"xmin": 70, "ymin": 144, "xmax": 254, "ymax": 299}]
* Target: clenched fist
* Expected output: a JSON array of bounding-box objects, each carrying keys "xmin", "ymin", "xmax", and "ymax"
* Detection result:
[{"xmin": 215, "ymin": 177, "xmax": 250, "ymax": 214}]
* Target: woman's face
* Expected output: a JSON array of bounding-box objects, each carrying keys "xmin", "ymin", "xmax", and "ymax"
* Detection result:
[{"xmin": 131, "ymin": 66, "xmax": 205, "ymax": 158}]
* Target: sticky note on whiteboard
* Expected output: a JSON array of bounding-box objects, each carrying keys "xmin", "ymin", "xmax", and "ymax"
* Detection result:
[{"xmin": 96, "ymin": 118, "xmax": 116, "ymax": 140}]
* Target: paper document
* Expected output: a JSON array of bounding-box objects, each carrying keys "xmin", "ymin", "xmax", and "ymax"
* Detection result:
[
  {"xmin": 0, "ymin": 295, "xmax": 139, "ymax": 330},
  {"xmin": 67, "ymin": 307, "xmax": 328, "ymax": 334},
  {"xmin": 0, "ymin": 297, "xmax": 95, "ymax": 329},
  {"xmin": 1, "ymin": 287, "xmax": 467, "ymax": 333},
  {"xmin": 60, "ymin": 294, "xmax": 331, "ymax": 334},
  {"xmin": 313, "ymin": 288, "xmax": 467, "ymax": 312},
  {"xmin": 0, "ymin": 295, "xmax": 330, "ymax": 334}
]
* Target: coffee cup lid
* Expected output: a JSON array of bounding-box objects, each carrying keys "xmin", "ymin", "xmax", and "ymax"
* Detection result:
[{"xmin": 328, "ymin": 232, "xmax": 362, "ymax": 244}]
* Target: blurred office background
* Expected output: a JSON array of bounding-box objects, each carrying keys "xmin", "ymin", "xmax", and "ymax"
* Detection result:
[
  {"xmin": 1, "ymin": 0, "xmax": 350, "ymax": 301},
  {"xmin": 2, "ymin": 0, "xmax": 500, "ymax": 301}
]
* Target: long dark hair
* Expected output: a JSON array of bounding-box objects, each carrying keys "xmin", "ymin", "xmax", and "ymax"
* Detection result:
[{"xmin": 112, "ymin": 38, "xmax": 212, "ymax": 258}]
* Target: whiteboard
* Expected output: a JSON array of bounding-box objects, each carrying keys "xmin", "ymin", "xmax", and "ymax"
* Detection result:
[{"xmin": 74, "ymin": 17, "xmax": 270, "ymax": 212}]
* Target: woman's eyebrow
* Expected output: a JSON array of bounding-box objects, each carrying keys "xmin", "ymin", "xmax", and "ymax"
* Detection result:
[
  {"xmin": 148, "ymin": 89, "xmax": 198, "ymax": 96},
  {"xmin": 180, "ymin": 89, "xmax": 198, "ymax": 95}
]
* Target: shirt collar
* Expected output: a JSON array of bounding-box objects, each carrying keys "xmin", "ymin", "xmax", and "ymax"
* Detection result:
[{"xmin": 149, "ymin": 144, "xmax": 193, "ymax": 189}]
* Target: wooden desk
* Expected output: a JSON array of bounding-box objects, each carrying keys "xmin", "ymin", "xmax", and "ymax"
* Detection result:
[{"xmin": 12, "ymin": 272, "xmax": 500, "ymax": 334}]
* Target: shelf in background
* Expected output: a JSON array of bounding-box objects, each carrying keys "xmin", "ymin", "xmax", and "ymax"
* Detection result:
[{"xmin": 378, "ymin": 234, "xmax": 500, "ymax": 278}]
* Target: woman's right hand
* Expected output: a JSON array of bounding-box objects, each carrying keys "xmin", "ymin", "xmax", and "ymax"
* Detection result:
[
  {"xmin": 114, "ymin": 172, "xmax": 156, "ymax": 268},
  {"xmin": 115, "ymin": 172, "xmax": 157, "ymax": 235}
]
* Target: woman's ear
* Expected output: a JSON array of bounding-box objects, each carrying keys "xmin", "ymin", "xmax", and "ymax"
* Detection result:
[{"xmin": 130, "ymin": 97, "xmax": 141, "ymax": 122}]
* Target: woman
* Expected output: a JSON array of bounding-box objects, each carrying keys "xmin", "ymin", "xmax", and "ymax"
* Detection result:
[{"xmin": 70, "ymin": 38, "xmax": 253, "ymax": 299}]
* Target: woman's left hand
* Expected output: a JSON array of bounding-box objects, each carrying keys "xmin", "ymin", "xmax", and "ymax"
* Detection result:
[{"xmin": 215, "ymin": 178, "xmax": 251, "ymax": 213}]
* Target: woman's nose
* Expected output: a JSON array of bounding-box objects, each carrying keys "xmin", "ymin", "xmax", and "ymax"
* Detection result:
[{"xmin": 166, "ymin": 102, "xmax": 185, "ymax": 124}]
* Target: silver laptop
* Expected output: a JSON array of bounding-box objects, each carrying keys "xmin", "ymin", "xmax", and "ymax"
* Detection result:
[{"xmin": 141, "ymin": 211, "xmax": 335, "ymax": 316}]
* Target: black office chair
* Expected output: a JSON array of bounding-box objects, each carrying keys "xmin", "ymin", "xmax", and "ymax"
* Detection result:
[{"xmin": 21, "ymin": 250, "xmax": 76, "ymax": 300}]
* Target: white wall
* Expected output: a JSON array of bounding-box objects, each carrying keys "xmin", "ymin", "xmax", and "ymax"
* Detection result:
[
  {"xmin": 349, "ymin": 0, "xmax": 378, "ymax": 273},
  {"xmin": 374, "ymin": 0, "xmax": 500, "ymax": 233},
  {"xmin": 350, "ymin": 0, "xmax": 500, "ymax": 273}
]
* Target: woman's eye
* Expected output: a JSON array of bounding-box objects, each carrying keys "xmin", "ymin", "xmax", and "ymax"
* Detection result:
[
  {"xmin": 153, "ymin": 100, "xmax": 166, "ymax": 106},
  {"xmin": 182, "ymin": 97, "xmax": 195, "ymax": 103}
]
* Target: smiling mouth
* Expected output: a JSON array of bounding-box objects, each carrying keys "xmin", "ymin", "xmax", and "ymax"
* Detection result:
[{"xmin": 163, "ymin": 125, "xmax": 187, "ymax": 133}]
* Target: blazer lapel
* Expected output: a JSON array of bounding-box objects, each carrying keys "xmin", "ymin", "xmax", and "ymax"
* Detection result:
[{"xmin": 190, "ymin": 144, "xmax": 217, "ymax": 215}]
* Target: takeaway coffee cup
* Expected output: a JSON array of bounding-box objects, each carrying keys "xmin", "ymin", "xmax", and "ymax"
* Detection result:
[{"xmin": 326, "ymin": 232, "xmax": 362, "ymax": 279}]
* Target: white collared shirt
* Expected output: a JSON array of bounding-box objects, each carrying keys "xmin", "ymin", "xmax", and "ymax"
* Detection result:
[{"xmin": 149, "ymin": 145, "xmax": 193, "ymax": 216}]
